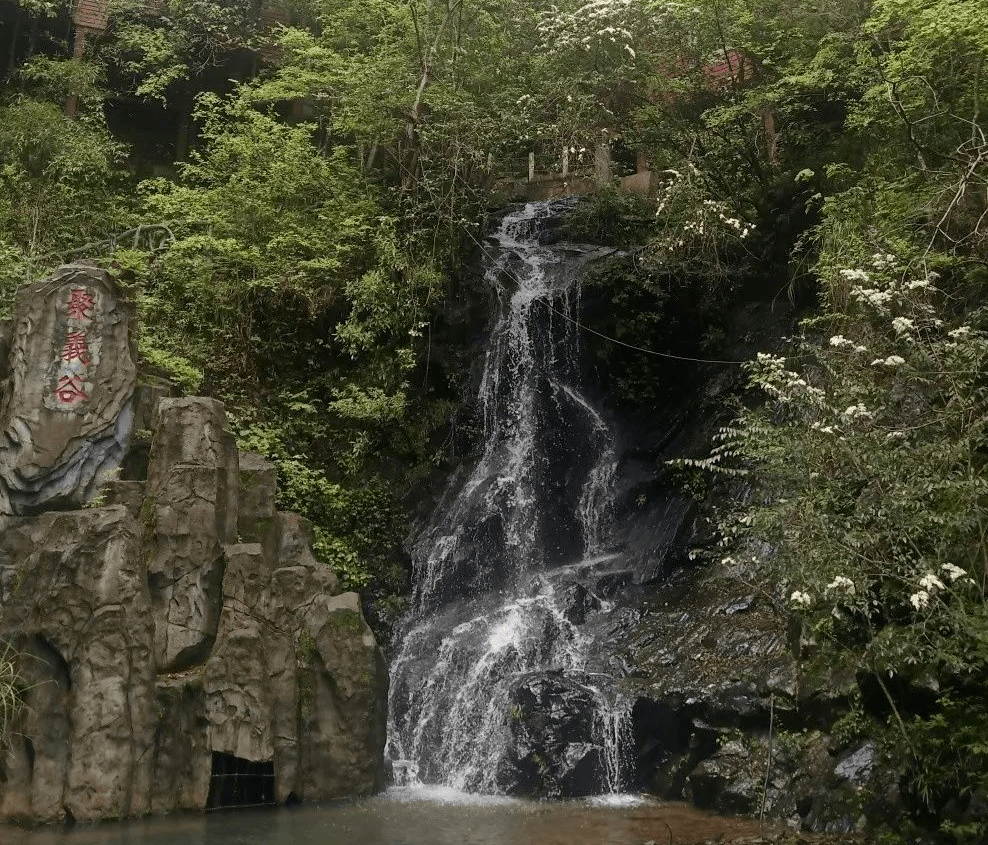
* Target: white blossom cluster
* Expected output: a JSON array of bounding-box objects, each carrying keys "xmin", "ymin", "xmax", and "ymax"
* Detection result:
[
  {"xmin": 752, "ymin": 353, "xmax": 832, "ymax": 412},
  {"xmin": 731, "ymin": 249, "xmax": 986, "ymax": 647},
  {"xmin": 837, "ymin": 261, "xmax": 942, "ymax": 343},
  {"xmin": 827, "ymin": 575, "xmax": 856, "ymax": 594},
  {"xmin": 652, "ymin": 173, "xmax": 756, "ymax": 254},
  {"xmin": 840, "ymin": 268, "xmax": 870, "ymax": 283},
  {"xmin": 829, "ymin": 335, "xmax": 871, "ymax": 354},
  {"xmin": 842, "ymin": 403, "xmax": 872, "ymax": 420},
  {"xmin": 908, "ymin": 565, "xmax": 973, "ymax": 611},
  {"xmin": 792, "ymin": 564, "xmax": 972, "ymax": 617},
  {"xmin": 871, "ymin": 355, "xmax": 906, "ymax": 367},
  {"xmin": 537, "ymin": 1, "xmax": 641, "ymax": 59},
  {"xmin": 790, "ymin": 590, "xmax": 812, "ymax": 607}
]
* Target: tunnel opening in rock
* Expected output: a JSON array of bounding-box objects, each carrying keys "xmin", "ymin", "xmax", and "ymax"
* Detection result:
[{"xmin": 206, "ymin": 752, "xmax": 276, "ymax": 810}]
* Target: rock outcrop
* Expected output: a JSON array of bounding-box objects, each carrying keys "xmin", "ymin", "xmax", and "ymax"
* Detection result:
[
  {"xmin": 502, "ymin": 672, "xmax": 609, "ymax": 798},
  {"xmin": 0, "ymin": 507, "xmax": 155, "ymax": 822},
  {"xmin": 0, "ymin": 266, "xmax": 388, "ymax": 823},
  {"xmin": 0, "ymin": 262, "xmax": 137, "ymax": 515},
  {"xmin": 143, "ymin": 397, "xmax": 238, "ymax": 672},
  {"xmin": 610, "ymin": 559, "xmax": 901, "ymax": 832}
]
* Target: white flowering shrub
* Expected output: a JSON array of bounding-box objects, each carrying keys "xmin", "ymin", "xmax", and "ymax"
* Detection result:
[
  {"xmin": 716, "ymin": 260, "xmax": 988, "ymax": 661},
  {"xmin": 537, "ymin": 1, "xmax": 642, "ymax": 63},
  {"xmin": 532, "ymin": 0, "xmax": 656, "ymax": 144},
  {"xmin": 699, "ymin": 194, "xmax": 988, "ymax": 831},
  {"xmin": 643, "ymin": 166, "xmax": 756, "ymax": 282}
]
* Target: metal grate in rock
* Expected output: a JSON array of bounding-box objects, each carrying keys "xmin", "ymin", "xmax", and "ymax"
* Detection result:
[{"xmin": 206, "ymin": 751, "xmax": 277, "ymax": 811}]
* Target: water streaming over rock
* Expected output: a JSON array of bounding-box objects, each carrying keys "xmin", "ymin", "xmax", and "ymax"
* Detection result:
[{"xmin": 387, "ymin": 200, "xmax": 631, "ymax": 797}]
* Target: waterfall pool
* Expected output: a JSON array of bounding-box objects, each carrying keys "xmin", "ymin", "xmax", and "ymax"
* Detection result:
[{"xmin": 3, "ymin": 789, "xmax": 772, "ymax": 845}]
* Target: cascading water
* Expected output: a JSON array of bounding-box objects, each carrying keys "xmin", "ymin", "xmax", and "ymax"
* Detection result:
[{"xmin": 387, "ymin": 199, "xmax": 630, "ymax": 797}]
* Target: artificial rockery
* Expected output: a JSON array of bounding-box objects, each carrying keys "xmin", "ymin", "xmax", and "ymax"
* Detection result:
[{"xmin": 0, "ymin": 262, "xmax": 388, "ymax": 823}]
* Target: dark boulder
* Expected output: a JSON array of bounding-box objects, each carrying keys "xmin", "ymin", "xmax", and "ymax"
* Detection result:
[{"xmin": 501, "ymin": 671, "xmax": 609, "ymax": 797}]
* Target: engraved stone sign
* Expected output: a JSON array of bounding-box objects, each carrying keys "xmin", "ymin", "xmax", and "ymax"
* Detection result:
[{"xmin": 0, "ymin": 262, "xmax": 137, "ymax": 514}]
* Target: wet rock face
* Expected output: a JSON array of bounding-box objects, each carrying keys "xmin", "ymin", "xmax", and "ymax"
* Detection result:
[
  {"xmin": 501, "ymin": 673, "xmax": 608, "ymax": 798},
  {"xmin": 620, "ymin": 567, "xmax": 798, "ymax": 734},
  {"xmin": 610, "ymin": 564, "xmax": 905, "ymax": 832},
  {"xmin": 615, "ymin": 566, "xmax": 803, "ymax": 808},
  {"xmin": 0, "ymin": 381, "xmax": 387, "ymax": 822},
  {"xmin": 0, "ymin": 263, "xmax": 137, "ymax": 515},
  {"xmin": 678, "ymin": 730, "xmax": 900, "ymax": 835}
]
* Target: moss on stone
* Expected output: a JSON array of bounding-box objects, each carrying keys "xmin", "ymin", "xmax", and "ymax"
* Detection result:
[
  {"xmin": 326, "ymin": 609, "xmax": 364, "ymax": 637},
  {"xmin": 297, "ymin": 629, "xmax": 317, "ymax": 662},
  {"xmin": 139, "ymin": 495, "xmax": 156, "ymax": 535}
]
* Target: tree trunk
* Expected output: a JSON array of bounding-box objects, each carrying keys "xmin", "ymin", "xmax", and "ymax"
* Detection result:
[
  {"xmin": 65, "ymin": 26, "xmax": 89, "ymax": 118},
  {"xmin": 7, "ymin": 13, "xmax": 22, "ymax": 77},
  {"xmin": 401, "ymin": 0, "xmax": 465, "ymax": 193},
  {"xmin": 762, "ymin": 105, "xmax": 779, "ymax": 169},
  {"xmin": 26, "ymin": 13, "xmax": 39, "ymax": 62},
  {"xmin": 175, "ymin": 87, "xmax": 194, "ymax": 161}
]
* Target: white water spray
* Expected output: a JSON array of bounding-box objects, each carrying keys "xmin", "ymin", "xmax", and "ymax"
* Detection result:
[{"xmin": 387, "ymin": 200, "xmax": 630, "ymax": 795}]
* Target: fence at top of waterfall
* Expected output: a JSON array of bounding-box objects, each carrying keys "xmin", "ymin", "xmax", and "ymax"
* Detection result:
[{"xmin": 491, "ymin": 140, "xmax": 655, "ymax": 198}]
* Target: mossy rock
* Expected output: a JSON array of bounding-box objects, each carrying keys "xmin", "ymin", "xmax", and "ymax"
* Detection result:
[
  {"xmin": 139, "ymin": 495, "xmax": 156, "ymax": 535},
  {"xmin": 326, "ymin": 608, "xmax": 365, "ymax": 637}
]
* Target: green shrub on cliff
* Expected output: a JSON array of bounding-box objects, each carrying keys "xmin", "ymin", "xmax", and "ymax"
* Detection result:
[
  {"xmin": 643, "ymin": 0, "xmax": 988, "ymax": 835},
  {"xmin": 0, "ymin": 91, "xmax": 132, "ymax": 316},
  {"xmin": 705, "ymin": 158, "xmax": 988, "ymax": 845},
  {"xmin": 712, "ymin": 245, "xmax": 988, "ymax": 838}
]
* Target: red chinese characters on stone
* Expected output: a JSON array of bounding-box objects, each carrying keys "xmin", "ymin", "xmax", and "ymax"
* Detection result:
[
  {"xmin": 67, "ymin": 288, "xmax": 95, "ymax": 322},
  {"xmin": 55, "ymin": 374, "xmax": 89, "ymax": 405},
  {"xmin": 53, "ymin": 287, "xmax": 98, "ymax": 408},
  {"xmin": 61, "ymin": 331, "xmax": 91, "ymax": 366}
]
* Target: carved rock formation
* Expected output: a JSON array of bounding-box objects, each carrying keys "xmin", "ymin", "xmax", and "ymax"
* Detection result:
[
  {"xmin": 0, "ymin": 275, "xmax": 388, "ymax": 822},
  {"xmin": 0, "ymin": 262, "xmax": 137, "ymax": 515},
  {"xmin": 143, "ymin": 397, "xmax": 238, "ymax": 671},
  {"xmin": 0, "ymin": 507, "xmax": 156, "ymax": 822}
]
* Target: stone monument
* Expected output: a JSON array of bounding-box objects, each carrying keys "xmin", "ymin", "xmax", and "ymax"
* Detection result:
[{"xmin": 0, "ymin": 261, "xmax": 136, "ymax": 515}]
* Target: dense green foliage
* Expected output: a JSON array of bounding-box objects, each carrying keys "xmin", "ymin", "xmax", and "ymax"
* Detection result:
[
  {"xmin": 1, "ymin": 0, "xmax": 986, "ymax": 834},
  {"xmin": 644, "ymin": 0, "xmax": 988, "ymax": 839}
]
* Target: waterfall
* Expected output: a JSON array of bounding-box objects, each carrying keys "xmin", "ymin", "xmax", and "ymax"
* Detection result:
[{"xmin": 387, "ymin": 200, "xmax": 630, "ymax": 797}]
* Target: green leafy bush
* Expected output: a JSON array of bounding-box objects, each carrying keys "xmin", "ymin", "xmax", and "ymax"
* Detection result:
[{"xmin": 704, "ymin": 221, "xmax": 988, "ymax": 838}]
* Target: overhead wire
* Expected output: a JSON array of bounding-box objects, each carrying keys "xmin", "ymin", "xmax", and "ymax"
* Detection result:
[
  {"xmin": 391, "ymin": 152, "xmax": 790, "ymax": 366},
  {"xmin": 394, "ymin": 154, "xmax": 781, "ymax": 364},
  {"xmin": 532, "ymin": 296, "xmax": 752, "ymax": 364},
  {"xmin": 459, "ymin": 198, "xmax": 754, "ymax": 365}
]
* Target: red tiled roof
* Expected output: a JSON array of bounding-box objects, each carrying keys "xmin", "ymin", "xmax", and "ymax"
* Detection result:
[{"xmin": 704, "ymin": 49, "xmax": 754, "ymax": 87}]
